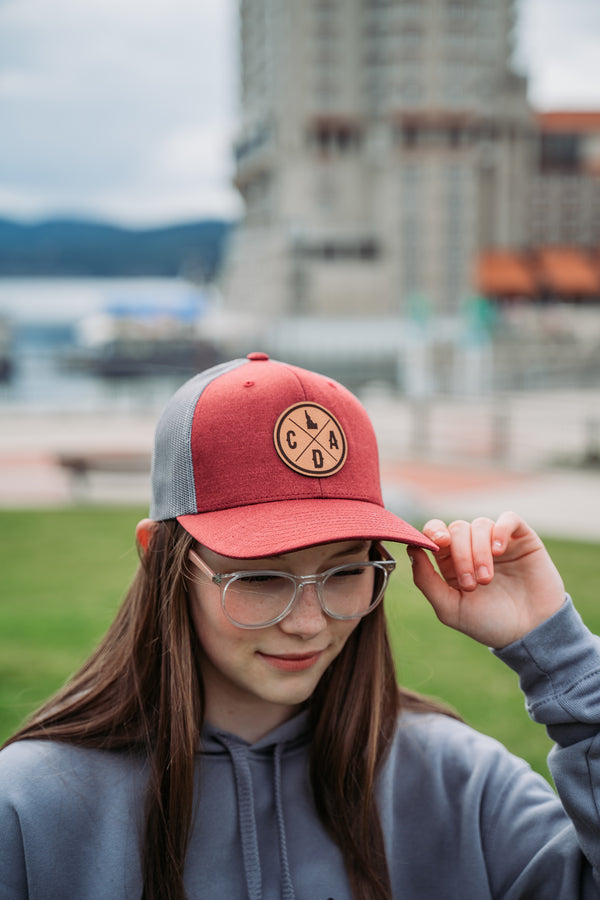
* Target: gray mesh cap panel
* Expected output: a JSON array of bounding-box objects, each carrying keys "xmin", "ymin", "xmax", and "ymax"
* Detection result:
[{"xmin": 150, "ymin": 358, "xmax": 249, "ymax": 521}]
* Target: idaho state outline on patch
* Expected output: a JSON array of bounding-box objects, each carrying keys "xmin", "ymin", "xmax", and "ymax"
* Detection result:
[{"xmin": 273, "ymin": 402, "xmax": 347, "ymax": 477}]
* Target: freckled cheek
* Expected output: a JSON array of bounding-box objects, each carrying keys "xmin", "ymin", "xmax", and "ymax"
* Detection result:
[
  {"xmin": 188, "ymin": 589, "xmax": 244, "ymax": 650},
  {"xmin": 194, "ymin": 613, "xmax": 239, "ymax": 649},
  {"xmin": 330, "ymin": 618, "xmax": 361, "ymax": 651}
]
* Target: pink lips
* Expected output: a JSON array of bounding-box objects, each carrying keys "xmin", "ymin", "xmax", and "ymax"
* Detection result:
[{"xmin": 258, "ymin": 651, "xmax": 323, "ymax": 672}]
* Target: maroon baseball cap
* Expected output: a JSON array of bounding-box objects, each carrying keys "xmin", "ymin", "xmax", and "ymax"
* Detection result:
[{"xmin": 150, "ymin": 352, "xmax": 437, "ymax": 557}]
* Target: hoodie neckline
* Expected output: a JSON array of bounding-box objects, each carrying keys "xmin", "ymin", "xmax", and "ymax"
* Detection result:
[{"xmin": 200, "ymin": 707, "xmax": 311, "ymax": 755}]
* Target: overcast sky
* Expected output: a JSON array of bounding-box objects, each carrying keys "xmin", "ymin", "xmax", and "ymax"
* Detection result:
[{"xmin": 0, "ymin": 0, "xmax": 599, "ymax": 227}]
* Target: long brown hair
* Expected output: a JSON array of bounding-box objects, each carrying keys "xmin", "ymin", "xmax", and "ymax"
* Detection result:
[{"xmin": 4, "ymin": 521, "xmax": 456, "ymax": 900}]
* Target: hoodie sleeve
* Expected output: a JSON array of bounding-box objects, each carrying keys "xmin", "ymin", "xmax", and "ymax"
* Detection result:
[{"xmin": 495, "ymin": 596, "xmax": 600, "ymax": 889}]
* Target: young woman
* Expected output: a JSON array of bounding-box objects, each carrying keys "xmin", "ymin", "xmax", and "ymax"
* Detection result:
[{"xmin": 1, "ymin": 353, "xmax": 599, "ymax": 900}]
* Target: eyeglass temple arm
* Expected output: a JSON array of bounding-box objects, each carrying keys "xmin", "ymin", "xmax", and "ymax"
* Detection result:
[
  {"xmin": 188, "ymin": 548, "xmax": 224, "ymax": 585},
  {"xmin": 372, "ymin": 541, "xmax": 395, "ymax": 563}
]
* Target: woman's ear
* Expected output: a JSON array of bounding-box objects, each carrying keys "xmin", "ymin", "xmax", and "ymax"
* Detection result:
[{"xmin": 136, "ymin": 518, "xmax": 158, "ymax": 553}]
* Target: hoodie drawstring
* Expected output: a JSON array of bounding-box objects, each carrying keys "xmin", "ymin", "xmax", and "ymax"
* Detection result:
[
  {"xmin": 274, "ymin": 742, "xmax": 295, "ymax": 900},
  {"xmin": 219, "ymin": 737, "xmax": 263, "ymax": 900},
  {"xmin": 217, "ymin": 734, "xmax": 296, "ymax": 900}
]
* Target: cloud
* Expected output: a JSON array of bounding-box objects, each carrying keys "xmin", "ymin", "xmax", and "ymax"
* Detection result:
[
  {"xmin": 517, "ymin": 0, "xmax": 600, "ymax": 108},
  {"xmin": 151, "ymin": 125, "xmax": 236, "ymax": 183},
  {"xmin": 0, "ymin": 0, "xmax": 599, "ymax": 225},
  {"xmin": 0, "ymin": 0, "xmax": 240, "ymax": 223}
]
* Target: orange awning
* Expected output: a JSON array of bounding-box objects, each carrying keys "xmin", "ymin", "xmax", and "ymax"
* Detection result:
[
  {"xmin": 536, "ymin": 248, "xmax": 600, "ymax": 296},
  {"xmin": 476, "ymin": 252, "xmax": 536, "ymax": 296},
  {"xmin": 537, "ymin": 111, "xmax": 600, "ymax": 134}
]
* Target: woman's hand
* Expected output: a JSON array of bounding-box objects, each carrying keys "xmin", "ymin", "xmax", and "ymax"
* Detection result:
[{"xmin": 409, "ymin": 511, "xmax": 566, "ymax": 649}]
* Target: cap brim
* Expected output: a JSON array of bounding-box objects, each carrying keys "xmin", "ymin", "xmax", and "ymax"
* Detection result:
[{"xmin": 177, "ymin": 498, "xmax": 438, "ymax": 558}]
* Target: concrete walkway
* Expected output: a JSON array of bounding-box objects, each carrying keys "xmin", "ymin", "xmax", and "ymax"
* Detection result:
[
  {"xmin": 1, "ymin": 392, "xmax": 599, "ymax": 542},
  {"xmin": 381, "ymin": 459, "xmax": 599, "ymax": 543}
]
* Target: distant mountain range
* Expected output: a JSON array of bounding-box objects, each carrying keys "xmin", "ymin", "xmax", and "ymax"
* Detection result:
[{"xmin": 0, "ymin": 218, "xmax": 235, "ymax": 279}]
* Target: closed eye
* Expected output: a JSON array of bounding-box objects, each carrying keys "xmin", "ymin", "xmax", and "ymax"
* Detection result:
[
  {"xmin": 236, "ymin": 573, "xmax": 285, "ymax": 584},
  {"xmin": 330, "ymin": 566, "xmax": 367, "ymax": 578}
]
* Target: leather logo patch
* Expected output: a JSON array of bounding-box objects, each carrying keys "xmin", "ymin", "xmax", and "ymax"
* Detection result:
[{"xmin": 274, "ymin": 402, "xmax": 347, "ymax": 477}]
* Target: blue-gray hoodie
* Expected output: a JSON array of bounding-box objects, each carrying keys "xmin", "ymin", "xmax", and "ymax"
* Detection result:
[{"xmin": 1, "ymin": 597, "xmax": 600, "ymax": 898}]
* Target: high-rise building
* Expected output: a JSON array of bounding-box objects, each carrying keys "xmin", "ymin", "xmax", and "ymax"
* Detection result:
[
  {"xmin": 531, "ymin": 112, "xmax": 600, "ymax": 248},
  {"xmin": 477, "ymin": 113, "xmax": 600, "ymax": 303},
  {"xmin": 223, "ymin": 0, "xmax": 533, "ymax": 322}
]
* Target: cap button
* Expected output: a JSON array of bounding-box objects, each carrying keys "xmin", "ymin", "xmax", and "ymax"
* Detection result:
[{"xmin": 246, "ymin": 351, "xmax": 270, "ymax": 361}]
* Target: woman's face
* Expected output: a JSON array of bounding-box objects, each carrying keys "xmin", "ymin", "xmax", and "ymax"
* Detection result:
[{"xmin": 187, "ymin": 540, "xmax": 369, "ymax": 742}]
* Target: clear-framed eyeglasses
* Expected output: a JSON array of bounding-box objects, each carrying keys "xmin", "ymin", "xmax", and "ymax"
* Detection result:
[{"xmin": 187, "ymin": 543, "xmax": 397, "ymax": 629}]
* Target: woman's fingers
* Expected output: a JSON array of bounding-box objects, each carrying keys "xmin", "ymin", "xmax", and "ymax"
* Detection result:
[
  {"xmin": 423, "ymin": 519, "xmax": 450, "ymax": 547},
  {"xmin": 408, "ymin": 546, "xmax": 456, "ymax": 621},
  {"xmin": 467, "ymin": 517, "xmax": 496, "ymax": 585},
  {"xmin": 423, "ymin": 517, "xmax": 497, "ymax": 590},
  {"xmin": 414, "ymin": 513, "xmax": 566, "ymax": 646},
  {"xmin": 491, "ymin": 510, "xmax": 530, "ymax": 555}
]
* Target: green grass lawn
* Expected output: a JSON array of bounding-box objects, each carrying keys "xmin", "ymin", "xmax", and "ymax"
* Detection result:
[
  {"xmin": 1, "ymin": 507, "xmax": 598, "ymax": 782},
  {"xmin": 0, "ymin": 507, "xmax": 144, "ymax": 743}
]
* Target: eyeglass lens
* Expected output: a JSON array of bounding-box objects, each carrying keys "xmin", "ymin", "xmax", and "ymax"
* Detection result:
[{"xmin": 223, "ymin": 562, "xmax": 388, "ymax": 627}]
